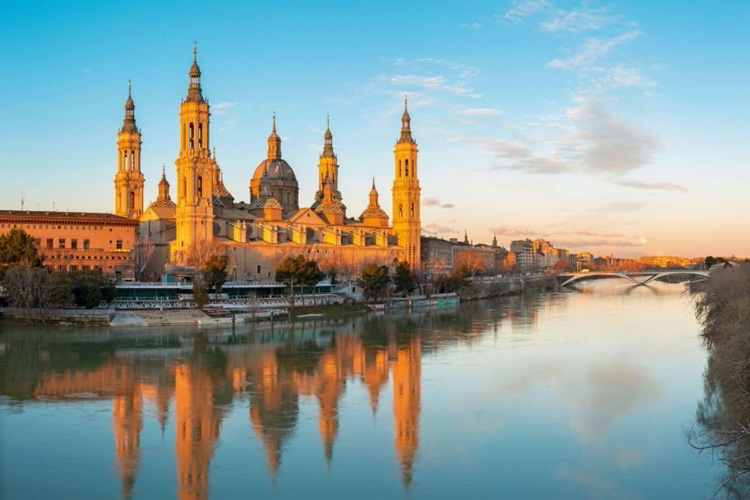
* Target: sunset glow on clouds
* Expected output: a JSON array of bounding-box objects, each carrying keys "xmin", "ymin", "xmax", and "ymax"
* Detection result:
[{"xmin": 1, "ymin": 0, "xmax": 748, "ymax": 257}]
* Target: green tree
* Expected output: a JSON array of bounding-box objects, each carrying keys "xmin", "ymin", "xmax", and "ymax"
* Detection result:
[
  {"xmin": 0, "ymin": 229, "xmax": 44, "ymax": 280},
  {"xmin": 204, "ymin": 254, "xmax": 229, "ymax": 293},
  {"xmin": 192, "ymin": 281, "xmax": 210, "ymax": 309},
  {"xmin": 68, "ymin": 270, "xmax": 116, "ymax": 309},
  {"xmin": 357, "ymin": 263, "xmax": 391, "ymax": 302},
  {"xmin": 393, "ymin": 261, "xmax": 417, "ymax": 296}
]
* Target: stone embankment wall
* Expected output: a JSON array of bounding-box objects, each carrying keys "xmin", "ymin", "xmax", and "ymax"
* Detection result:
[
  {"xmin": 0, "ymin": 307, "xmax": 114, "ymax": 325},
  {"xmin": 461, "ymin": 275, "xmax": 557, "ymax": 301}
]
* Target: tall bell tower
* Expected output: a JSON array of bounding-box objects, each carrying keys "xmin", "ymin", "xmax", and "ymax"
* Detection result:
[
  {"xmin": 173, "ymin": 45, "xmax": 215, "ymax": 257},
  {"xmin": 391, "ymin": 97, "xmax": 421, "ymax": 270},
  {"xmin": 114, "ymin": 81, "xmax": 145, "ymax": 219},
  {"xmin": 314, "ymin": 116, "xmax": 342, "ymax": 207}
]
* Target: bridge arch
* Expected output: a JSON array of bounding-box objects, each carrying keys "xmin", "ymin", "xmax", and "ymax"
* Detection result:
[{"xmin": 558, "ymin": 270, "xmax": 708, "ymax": 287}]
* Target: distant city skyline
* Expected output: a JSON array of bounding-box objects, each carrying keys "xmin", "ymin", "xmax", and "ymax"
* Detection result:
[{"xmin": 1, "ymin": 1, "xmax": 748, "ymax": 257}]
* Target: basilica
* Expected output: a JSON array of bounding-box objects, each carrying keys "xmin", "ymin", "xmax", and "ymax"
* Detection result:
[{"xmin": 116, "ymin": 47, "xmax": 421, "ymax": 280}]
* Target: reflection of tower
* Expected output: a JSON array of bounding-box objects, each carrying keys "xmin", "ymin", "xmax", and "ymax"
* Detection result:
[
  {"xmin": 175, "ymin": 364, "xmax": 220, "ymax": 500},
  {"xmin": 248, "ymin": 351, "xmax": 299, "ymax": 480},
  {"xmin": 362, "ymin": 347, "xmax": 389, "ymax": 415},
  {"xmin": 317, "ymin": 350, "xmax": 344, "ymax": 467},
  {"xmin": 391, "ymin": 335, "xmax": 421, "ymax": 487},
  {"xmin": 113, "ymin": 385, "xmax": 142, "ymax": 499}
]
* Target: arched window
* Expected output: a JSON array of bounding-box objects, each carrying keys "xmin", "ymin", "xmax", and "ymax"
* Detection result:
[
  {"xmin": 405, "ymin": 161, "xmax": 409, "ymax": 177},
  {"xmin": 129, "ymin": 191, "xmax": 135, "ymax": 210},
  {"xmin": 182, "ymin": 177, "xmax": 187, "ymax": 199},
  {"xmin": 198, "ymin": 123, "xmax": 203, "ymax": 148},
  {"xmin": 410, "ymin": 203, "xmax": 414, "ymax": 217},
  {"xmin": 189, "ymin": 123, "xmax": 194, "ymax": 149},
  {"xmin": 197, "ymin": 176, "xmax": 203, "ymax": 198},
  {"xmin": 399, "ymin": 204, "xmax": 403, "ymax": 217},
  {"xmin": 124, "ymin": 151, "xmax": 128, "ymax": 170}
]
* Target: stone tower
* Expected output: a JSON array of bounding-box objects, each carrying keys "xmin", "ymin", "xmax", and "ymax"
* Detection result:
[
  {"xmin": 314, "ymin": 116, "xmax": 342, "ymax": 207},
  {"xmin": 114, "ymin": 81, "xmax": 145, "ymax": 219},
  {"xmin": 391, "ymin": 97, "xmax": 421, "ymax": 270},
  {"xmin": 174, "ymin": 45, "xmax": 215, "ymax": 257}
]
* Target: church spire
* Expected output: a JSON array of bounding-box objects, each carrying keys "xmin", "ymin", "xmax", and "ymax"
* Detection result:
[
  {"xmin": 122, "ymin": 80, "xmax": 137, "ymax": 132},
  {"xmin": 399, "ymin": 95, "xmax": 413, "ymax": 143},
  {"xmin": 322, "ymin": 115, "xmax": 335, "ymax": 158},
  {"xmin": 267, "ymin": 113, "xmax": 281, "ymax": 160},
  {"xmin": 187, "ymin": 43, "xmax": 203, "ymax": 102}
]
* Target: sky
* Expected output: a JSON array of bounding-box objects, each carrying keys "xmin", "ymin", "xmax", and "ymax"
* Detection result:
[{"xmin": 1, "ymin": 0, "xmax": 748, "ymax": 258}]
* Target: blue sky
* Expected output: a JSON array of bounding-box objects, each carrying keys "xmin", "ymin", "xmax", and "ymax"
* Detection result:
[{"xmin": 1, "ymin": 0, "xmax": 748, "ymax": 256}]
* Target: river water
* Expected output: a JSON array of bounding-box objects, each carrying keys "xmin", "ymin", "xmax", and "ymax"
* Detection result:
[{"xmin": 0, "ymin": 281, "xmax": 723, "ymax": 499}]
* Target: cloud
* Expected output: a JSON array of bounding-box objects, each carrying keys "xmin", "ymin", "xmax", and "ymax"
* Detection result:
[
  {"xmin": 390, "ymin": 74, "xmax": 473, "ymax": 96},
  {"xmin": 387, "ymin": 58, "xmax": 480, "ymax": 101},
  {"xmin": 615, "ymin": 179, "xmax": 688, "ymax": 193},
  {"xmin": 565, "ymin": 98, "xmax": 662, "ymax": 174},
  {"xmin": 489, "ymin": 226, "xmax": 539, "ymax": 238},
  {"xmin": 553, "ymin": 238, "xmax": 646, "ymax": 248},
  {"xmin": 213, "ymin": 102, "xmax": 238, "ymax": 116},
  {"xmin": 424, "ymin": 197, "xmax": 454, "ymax": 209},
  {"xmin": 466, "ymin": 136, "xmax": 531, "ymax": 159},
  {"xmin": 461, "ymin": 107, "xmax": 502, "ymax": 116},
  {"xmin": 541, "ymin": 7, "xmax": 616, "ymax": 33},
  {"xmin": 547, "ymin": 31, "xmax": 641, "ymax": 70},
  {"xmin": 423, "ymin": 223, "xmax": 460, "ymax": 236},
  {"xmin": 608, "ymin": 66, "xmax": 656, "ymax": 87},
  {"xmin": 504, "ymin": 0, "xmax": 552, "ymax": 22}
]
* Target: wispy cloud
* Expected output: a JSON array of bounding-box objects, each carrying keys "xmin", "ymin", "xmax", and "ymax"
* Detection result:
[
  {"xmin": 547, "ymin": 30, "xmax": 641, "ymax": 70},
  {"xmin": 423, "ymin": 222, "xmax": 460, "ymax": 236},
  {"xmin": 424, "ymin": 197, "xmax": 455, "ymax": 209},
  {"xmin": 489, "ymin": 226, "xmax": 539, "ymax": 237},
  {"xmin": 615, "ymin": 179, "xmax": 688, "ymax": 193},
  {"xmin": 504, "ymin": 0, "xmax": 552, "ymax": 22},
  {"xmin": 565, "ymin": 97, "xmax": 662, "ymax": 174},
  {"xmin": 213, "ymin": 102, "xmax": 238, "ymax": 116},
  {"xmin": 461, "ymin": 107, "xmax": 503, "ymax": 116},
  {"xmin": 541, "ymin": 6, "xmax": 616, "ymax": 32}
]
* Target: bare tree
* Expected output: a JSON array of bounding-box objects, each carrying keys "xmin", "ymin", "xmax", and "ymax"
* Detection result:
[
  {"xmin": 177, "ymin": 239, "xmax": 223, "ymax": 270},
  {"xmin": 4, "ymin": 267, "xmax": 71, "ymax": 323},
  {"xmin": 133, "ymin": 236, "xmax": 155, "ymax": 281}
]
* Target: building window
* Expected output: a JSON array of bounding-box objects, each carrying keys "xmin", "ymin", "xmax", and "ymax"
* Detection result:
[
  {"xmin": 46, "ymin": 238, "xmax": 53, "ymax": 249},
  {"xmin": 197, "ymin": 176, "xmax": 203, "ymax": 198},
  {"xmin": 410, "ymin": 203, "xmax": 414, "ymax": 217},
  {"xmin": 83, "ymin": 265, "xmax": 90, "ymax": 271},
  {"xmin": 189, "ymin": 123, "xmax": 194, "ymax": 149},
  {"xmin": 399, "ymin": 204, "xmax": 403, "ymax": 217},
  {"xmin": 257, "ymin": 265, "xmax": 261, "ymax": 274},
  {"xmin": 83, "ymin": 239, "xmax": 89, "ymax": 250},
  {"xmin": 198, "ymin": 123, "xmax": 203, "ymax": 148},
  {"xmin": 70, "ymin": 265, "xmax": 77, "ymax": 271},
  {"xmin": 71, "ymin": 239, "xmax": 77, "ymax": 250},
  {"xmin": 116, "ymin": 240, "xmax": 122, "ymax": 250},
  {"xmin": 59, "ymin": 239, "xmax": 65, "ymax": 249},
  {"xmin": 129, "ymin": 191, "xmax": 135, "ymax": 210}
]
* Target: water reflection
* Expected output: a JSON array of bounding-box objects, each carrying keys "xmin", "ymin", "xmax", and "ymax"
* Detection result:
[{"xmin": 0, "ymin": 284, "xmax": 721, "ymax": 499}]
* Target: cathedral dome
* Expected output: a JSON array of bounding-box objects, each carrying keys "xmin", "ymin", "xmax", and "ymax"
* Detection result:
[{"xmin": 252, "ymin": 159, "xmax": 297, "ymax": 183}]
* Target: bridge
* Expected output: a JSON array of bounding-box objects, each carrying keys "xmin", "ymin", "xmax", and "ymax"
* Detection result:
[{"xmin": 558, "ymin": 270, "xmax": 708, "ymax": 287}]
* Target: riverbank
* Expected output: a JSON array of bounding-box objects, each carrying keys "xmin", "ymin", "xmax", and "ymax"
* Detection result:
[
  {"xmin": 0, "ymin": 275, "xmax": 556, "ymax": 327},
  {"xmin": 690, "ymin": 263, "xmax": 750, "ymax": 494}
]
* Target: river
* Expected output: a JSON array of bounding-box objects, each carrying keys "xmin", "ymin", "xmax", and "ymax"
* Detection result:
[{"xmin": 0, "ymin": 281, "xmax": 724, "ymax": 499}]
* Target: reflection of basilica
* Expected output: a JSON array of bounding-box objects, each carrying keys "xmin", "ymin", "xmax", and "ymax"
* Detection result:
[{"xmin": 18, "ymin": 326, "xmax": 425, "ymax": 496}]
